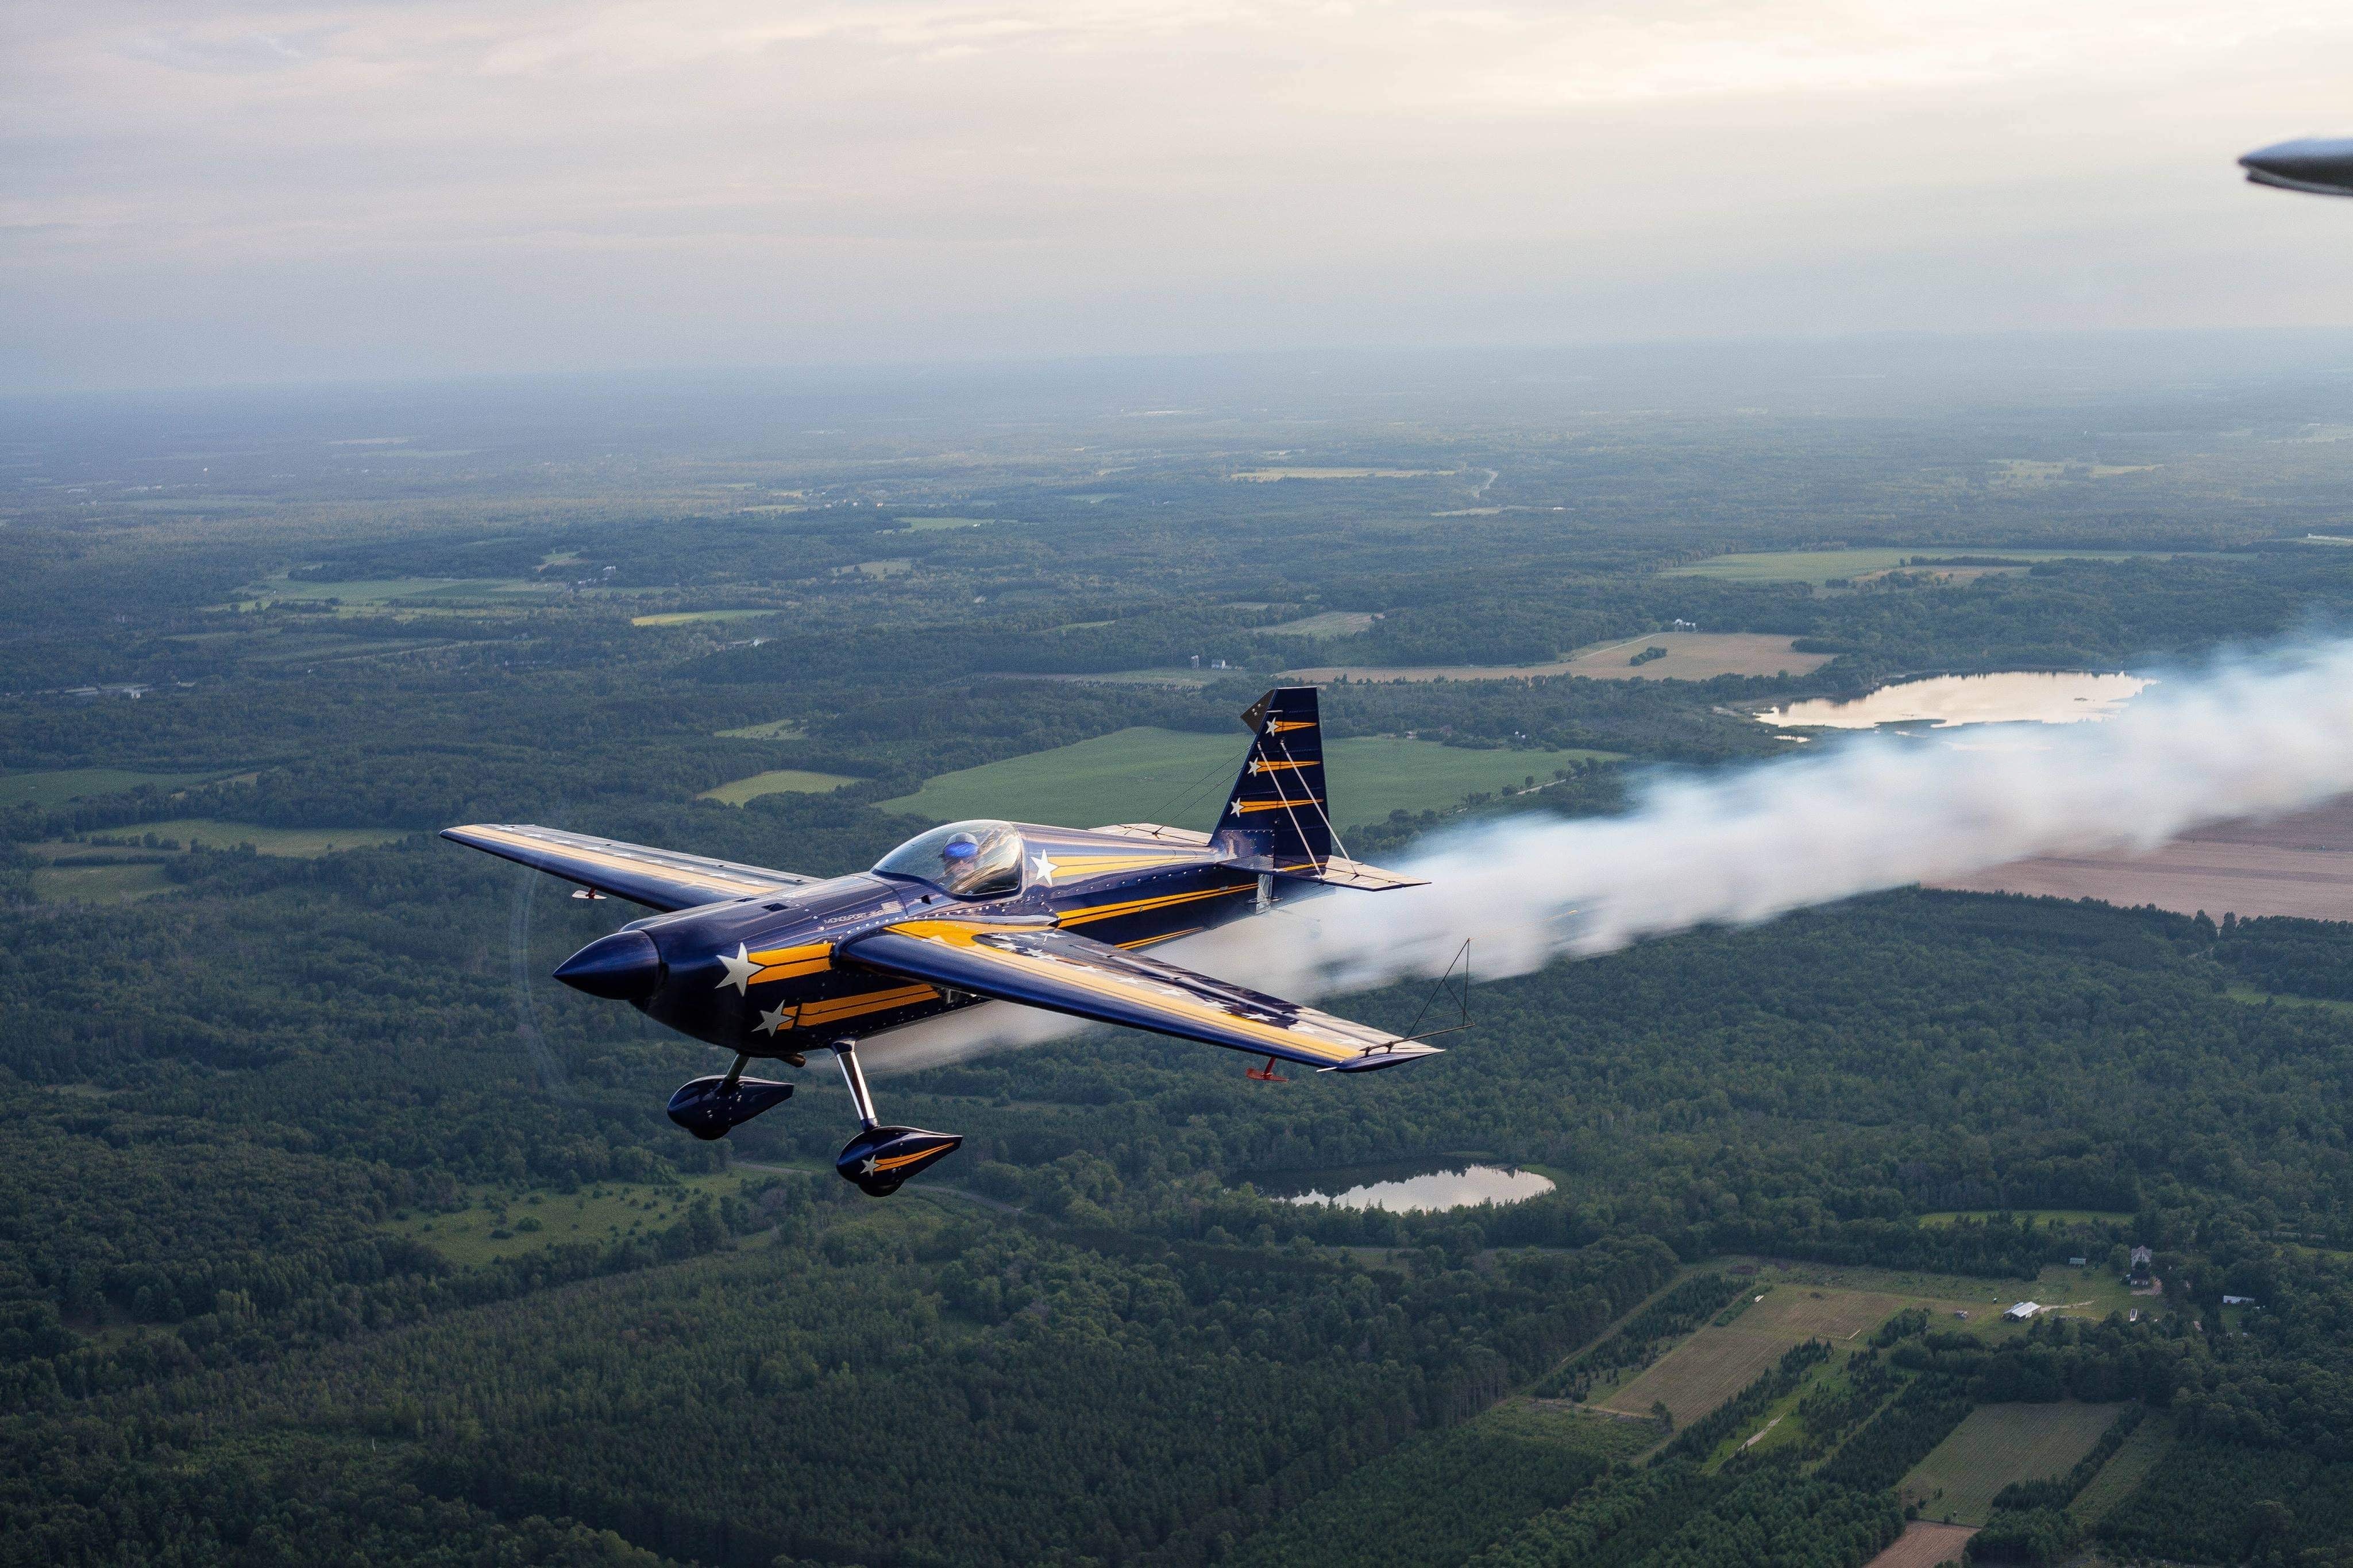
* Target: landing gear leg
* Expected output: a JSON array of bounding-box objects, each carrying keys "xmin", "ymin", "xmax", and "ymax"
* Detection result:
[
  {"xmin": 830, "ymin": 1038, "xmax": 962, "ymax": 1198},
  {"xmin": 666, "ymin": 1052, "xmax": 794, "ymax": 1141}
]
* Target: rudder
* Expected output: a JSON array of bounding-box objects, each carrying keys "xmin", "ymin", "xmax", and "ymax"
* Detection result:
[{"xmin": 1213, "ymin": 687, "xmax": 1329, "ymax": 867}]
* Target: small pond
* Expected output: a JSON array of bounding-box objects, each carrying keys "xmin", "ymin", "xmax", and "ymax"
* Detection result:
[
  {"xmin": 1758, "ymin": 670, "xmax": 2151, "ymax": 730},
  {"xmin": 1255, "ymin": 1158, "xmax": 1556, "ymax": 1212}
]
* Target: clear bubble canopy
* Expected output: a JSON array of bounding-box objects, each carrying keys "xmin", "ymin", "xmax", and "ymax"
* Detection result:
[{"xmin": 872, "ymin": 820, "xmax": 1025, "ymax": 898}]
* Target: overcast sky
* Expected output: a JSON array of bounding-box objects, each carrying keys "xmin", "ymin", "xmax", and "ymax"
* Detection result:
[{"xmin": 5, "ymin": 0, "xmax": 2350, "ymax": 391}]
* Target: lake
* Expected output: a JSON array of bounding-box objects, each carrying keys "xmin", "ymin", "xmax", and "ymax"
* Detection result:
[
  {"xmin": 1758, "ymin": 670, "xmax": 2151, "ymax": 730},
  {"xmin": 1256, "ymin": 1159, "xmax": 1556, "ymax": 1212}
]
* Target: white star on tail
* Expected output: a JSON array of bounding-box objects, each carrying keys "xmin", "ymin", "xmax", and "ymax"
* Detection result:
[
  {"xmin": 715, "ymin": 943, "xmax": 759, "ymax": 994},
  {"xmin": 756, "ymin": 1001, "xmax": 794, "ymax": 1036}
]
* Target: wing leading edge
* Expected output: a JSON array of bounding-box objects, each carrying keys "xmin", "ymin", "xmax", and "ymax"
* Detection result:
[
  {"xmin": 441, "ymin": 823, "xmax": 814, "ymax": 912},
  {"xmin": 841, "ymin": 918, "xmax": 1441, "ymax": 1073}
]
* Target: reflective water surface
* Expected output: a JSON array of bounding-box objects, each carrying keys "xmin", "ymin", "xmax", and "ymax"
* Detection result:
[
  {"xmin": 1758, "ymin": 670, "xmax": 2151, "ymax": 730},
  {"xmin": 1257, "ymin": 1159, "xmax": 1556, "ymax": 1212}
]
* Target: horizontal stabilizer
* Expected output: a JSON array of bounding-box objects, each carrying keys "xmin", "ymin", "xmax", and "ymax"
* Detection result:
[
  {"xmin": 442, "ymin": 823, "xmax": 813, "ymax": 912},
  {"xmin": 1227, "ymin": 853, "xmax": 1428, "ymax": 891}
]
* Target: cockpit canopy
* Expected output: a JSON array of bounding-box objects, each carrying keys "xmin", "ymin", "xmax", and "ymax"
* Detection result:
[{"xmin": 872, "ymin": 820, "xmax": 1025, "ymax": 899}]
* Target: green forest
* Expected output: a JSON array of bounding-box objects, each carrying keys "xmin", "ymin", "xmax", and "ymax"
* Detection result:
[{"xmin": 9, "ymin": 362, "xmax": 2353, "ymax": 1565}]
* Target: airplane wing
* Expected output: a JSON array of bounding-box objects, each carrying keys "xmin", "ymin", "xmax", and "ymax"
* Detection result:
[
  {"xmin": 839, "ymin": 917, "xmax": 1442, "ymax": 1073},
  {"xmin": 441, "ymin": 823, "xmax": 815, "ymax": 912}
]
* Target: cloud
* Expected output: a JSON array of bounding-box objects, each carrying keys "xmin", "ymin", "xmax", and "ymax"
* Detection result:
[{"xmin": 5, "ymin": 0, "xmax": 2351, "ymax": 387}]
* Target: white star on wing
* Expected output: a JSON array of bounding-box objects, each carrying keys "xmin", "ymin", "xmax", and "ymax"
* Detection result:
[
  {"xmin": 756, "ymin": 1001, "xmax": 794, "ymax": 1035},
  {"xmin": 715, "ymin": 943, "xmax": 759, "ymax": 994},
  {"xmin": 1029, "ymin": 851, "xmax": 1056, "ymax": 885}
]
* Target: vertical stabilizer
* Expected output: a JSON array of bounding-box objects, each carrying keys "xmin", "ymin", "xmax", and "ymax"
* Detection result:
[{"xmin": 1214, "ymin": 687, "xmax": 1330, "ymax": 867}]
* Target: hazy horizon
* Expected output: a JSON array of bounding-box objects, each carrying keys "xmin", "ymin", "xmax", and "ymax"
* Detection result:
[{"xmin": 8, "ymin": 0, "xmax": 2352, "ymax": 393}]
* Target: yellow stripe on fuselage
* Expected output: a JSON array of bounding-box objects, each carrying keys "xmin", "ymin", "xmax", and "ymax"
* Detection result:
[
  {"xmin": 746, "ymin": 941, "xmax": 831, "ymax": 984},
  {"xmin": 1053, "ymin": 883, "xmax": 1251, "ymax": 928},
  {"xmin": 794, "ymin": 984, "xmax": 940, "ymax": 1027}
]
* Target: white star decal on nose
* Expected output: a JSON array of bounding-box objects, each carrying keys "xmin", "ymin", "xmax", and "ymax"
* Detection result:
[
  {"xmin": 756, "ymin": 1001, "xmax": 795, "ymax": 1035},
  {"xmin": 715, "ymin": 943, "xmax": 759, "ymax": 994},
  {"xmin": 1029, "ymin": 851, "xmax": 1056, "ymax": 885},
  {"xmin": 859, "ymin": 1155, "xmax": 880, "ymax": 1175}
]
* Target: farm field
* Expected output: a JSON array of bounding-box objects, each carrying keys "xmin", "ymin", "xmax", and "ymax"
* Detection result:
[
  {"xmin": 631, "ymin": 608, "xmax": 778, "ymax": 627},
  {"xmin": 1900, "ymin": 1402, "xmax": 2125, "ymax": 1525},
  {"xmin": 2069, "ymin": 1412, "xmax": 2174, "ymax": 1524},
  {"xmin": 1595, "ymin": 1283, "xmax": 1897, "ymax": 1426},
  {"xmin": 41, "ymin": 818, "xmax": 409, "ymax": 858},
  {"xmin": 383, "ymin": 1171, "xmax": 766, "ymax": 1268},
  {"xmin": 1558, "ymin": 632, "xmax": 1833, "ymax": 681},
  {"xmin": 873, "ymin": 726, "xmax": 1618, "ymax": 831},
  {"xmin": 1228, "ymin": 467, "xmax": 1445, "ymax": 481},
  {"xmin": 1261, "ymin": 611, "xmax": 1379, "ymax": 637},
  {"xmin": 714, "ymin": 718, "xmax": 807, "ymax": 739},
  {"xmin": 1662, "ymin": 547, "xmax": 2162, "ymax": 584},
  {"xmin": 0, "ymin": 766, "xmax": 226, "ymax": 809},
  {"xmin": 1284, "ymin": 632, "xmax": 1830, "ymax": 685},
  {"xmin": 700, "ymin": 767, "xmax": 861, "ymax": 804},
  {"xmin": 1862, "ymin": 1521, "xmax": 1976, "ymax": 1568},
  {"xmin": 1758, "ymin": 1260, "xmax": 2143, "ymax": 1330}
]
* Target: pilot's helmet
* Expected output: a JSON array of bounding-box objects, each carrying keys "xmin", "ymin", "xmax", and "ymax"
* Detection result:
[{"xmin": 942, "ymin": 831, "xmax": 982, "ymax": 862}]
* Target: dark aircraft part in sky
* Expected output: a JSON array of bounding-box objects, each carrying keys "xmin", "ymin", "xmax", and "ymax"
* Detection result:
[
  {"xmin": 2240, "ymin": 137, "xmax": 2353, "ymax": 197},
  {"xmin": 666, "ymin": 1073, "xmax": 794, "ymax": 1140},
  {"xmin": 554, "ymin": 929, "xmax": 665, "ymax": 999}
]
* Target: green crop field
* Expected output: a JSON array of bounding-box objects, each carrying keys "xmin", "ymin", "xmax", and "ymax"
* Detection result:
[
  {"xmin": 0, "ymin": 767, "xmax": 223, "ymax": 809},
  {"xmin": 713, "ymin": 717, "xmax": 808, "ymax": 739},
  {"xmin": 700, "ymin": 768, "xmax": 861, "ymax": 804},
  {"xmin": 384, "ymin": 1171, "xmax": 768, "ymax": 1268},
  {"xmin": 1900, "ymin": 1403, "xmax": 2126, "ymax": 1525},
  {"xmin": 873, "ymin": 726, "xmax": 1620, "ymax": 832},
  {"xmin": 631, "ymin": 608, "xmax": 780, "ymax": 627},
  {"xmin": 1662, "ymin": 547, "xmax": 2159, "ymax": 584},
  {"xmin": 2069, "ymin": 1411, "xmax": 2173, "ymax": 1524}
]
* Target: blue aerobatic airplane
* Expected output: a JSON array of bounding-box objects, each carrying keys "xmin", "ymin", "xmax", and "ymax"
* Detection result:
[{"xmin": 445, "ymin": 688, "xmax": 1442, "ymax": 1195}]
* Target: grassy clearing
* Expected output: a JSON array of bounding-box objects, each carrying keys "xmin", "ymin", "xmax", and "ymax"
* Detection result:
[
  {"xmin": 0, "ymin": 767, "xmax": 225, "ymax": 809},
  {"xmin": 1595, "ymin": 1284, "xmax": 1896, "ymax": 1426},
  {"xmin": 873, "ymin": 727, "xmax": 1619, "ymax": 832},
  {"xmin": 1559, "ymin": 632, "xmax": 1834, "ymax": 681},
  {"xmin": 1900, "ymin": 1403, "xmax": 2125, "ymax": 1526},
  {"xmin": 631, "ymin": 608, "xmax": 778, "ymax": 627},
  {"xmin": 384, "ymin": 1171, "xmax": 766, "ymax": 1268},
  {"xmin": 1286, "ymin": 632, "xmax": 1829, "ymax": 684},
  {"xmin": 700, "ymin": 768, "xmax": 861, "ymax": 805},
  {"xmin": 713, "ymin": 718, "xmax": 807, "ymax": 739},
  {"xmin": 1663, "ymin": 547, "xmax": 2166, "ymax": 584},
  {"xmin": 69, "ymin": 819, "xmax": 413, "ymax": 856},
  {"xmin": 224, "ymin": 571, "xmax": 556, "ymax": 608},
  {"xmin": 2069, "ymin": 1411, "xmax": 2173, "ymax": 1524},
  {"xmin": 1261, "ymin": 611, "xmax": 1378, "ymax": 637},
  {"xmin": 2227, "ymin": 985, "xmax": 2353, "ymax": 1016},
  {"xmin": 891, "ymin": 515, "xmax": 995, "ymax": 530},
  {"xmin": 1228, "ymin": 468, "xmax": 1445, "ymax": 481},
  {"xmin": 1862, "ymin": 1521, "xmax": 1977, "ymax": 1568},
  {"xmin": 1226, "ymin": 1398, "xmax": 1649, "ymax": 1568},
  {"xmin": 31, "ymin": 862, "xmax": 179, "ymax": 904}
]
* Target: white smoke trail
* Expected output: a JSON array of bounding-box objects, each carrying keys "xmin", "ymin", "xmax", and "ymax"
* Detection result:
[{"xmin": 869, "ymin": 636, "xmax": 2353, "ymax": 1071}]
